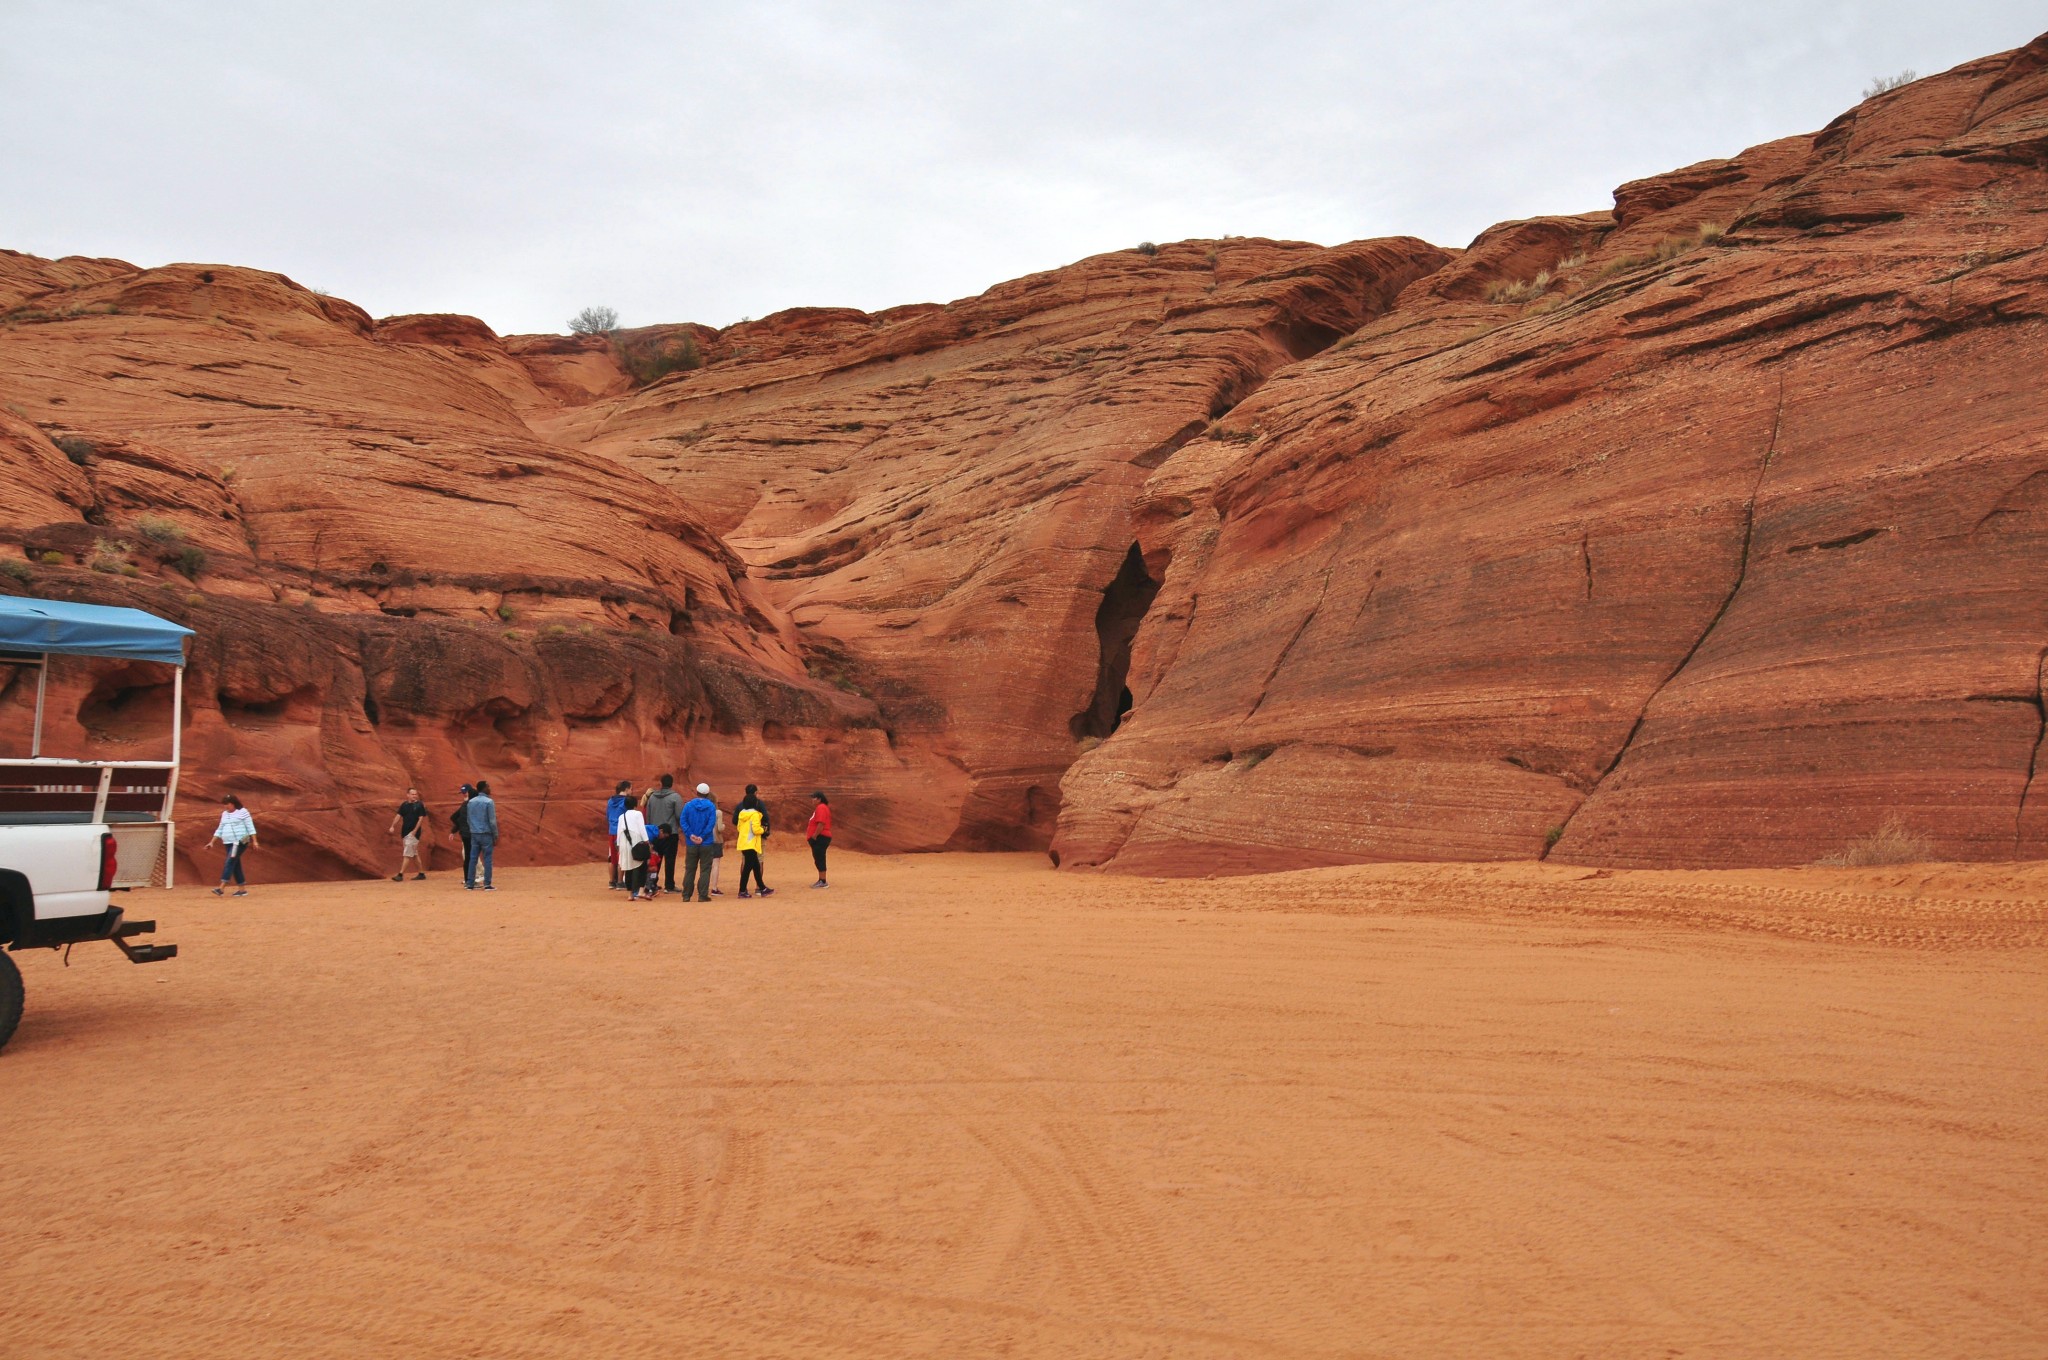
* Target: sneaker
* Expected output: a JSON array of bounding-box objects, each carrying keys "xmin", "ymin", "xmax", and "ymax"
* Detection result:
[
  {"xmin": 483, "ymin": 884, "xmax": 495, "ymax": 891},
  {"xmin": 413, "ymin": 873, "xmax": 426, "ymax": 881},
  {"xmin": 211, "ymin": 887, "xmax": 224, "ymax": 896},
  {"xmin": 464, "ymin": 883, "xmax": 474, "ymax": 890},
  {"xmin": 711, "ymin": 889, "xmax": 724, "ymax": 896},
  {"xmin": 697, "ymin": 896, "xmax": 711, "ymax": 903},
  {"xmin": 812, "ymin": 880, "xmax": 827, "ymax": 889},
  {"xmin": 737, "ymin": 890, "xmax": 752, "ymax": 899},
  {"xmin": 759, "ymin": 887, "xmax": 775, "ymax": 897},
  {"xmin": 391, "ymin": 874, "xmax": 404, "ymax": 882},
  {"xmin": 232, "ymin": 890, "xmax": 248, "ymax": 897}
]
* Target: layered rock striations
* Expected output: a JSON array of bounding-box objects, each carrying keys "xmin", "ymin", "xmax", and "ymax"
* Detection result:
[
  {"xmin": 553, "ymin": 237, "xmax": 1451, "ymax": 848},
  {"xmin": 1054, "ymin": 35, "xmax": 2048, "ymax": 871},
  {"xmin": 3, "ymin": 33, "xmax": 2046, "ymax": 876},
  {"xmin": 0, "ymin": 257, "xmax": 887, "ymax": 880}
]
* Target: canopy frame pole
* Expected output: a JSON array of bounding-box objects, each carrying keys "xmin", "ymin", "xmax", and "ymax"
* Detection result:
[
  {"xmin": 30, "ymin": 656, "xmax": 47, "ymax": 758},
  {"xmin": 165, "ymin": 665, "xmax": 183, "ymax": 818},
  {"xmin": 164, "ymin": 663, "xmax": 183, "ymax": 887}
]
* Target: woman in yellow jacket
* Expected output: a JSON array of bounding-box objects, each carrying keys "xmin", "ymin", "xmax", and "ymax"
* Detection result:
[{"xmin": 734, "ymin": 785, "xmax": 775, "ymax": 898}]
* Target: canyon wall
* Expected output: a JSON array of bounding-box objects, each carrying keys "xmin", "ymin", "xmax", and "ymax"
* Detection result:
[
  {"xmin": 1055, "ymin": 34, "xmax": 2048, "ymax": 871},
  {"xmin": 2, "ymin": 33, "xmax": 2044, "ymax": 875}
]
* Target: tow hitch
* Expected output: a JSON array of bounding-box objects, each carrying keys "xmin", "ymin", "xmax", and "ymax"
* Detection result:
[{"xmin": 109, "ymin": 913, "xmax": 177, "ymax": 964}]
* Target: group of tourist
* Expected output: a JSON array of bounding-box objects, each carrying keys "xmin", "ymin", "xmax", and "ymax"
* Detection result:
[
  {"xmin": 203, "ymin": 778, "xmax": 835, "ymax": 898},
  {"xmin": 606, "ymin": 777, "xmax": 832, "ymax": 902}
]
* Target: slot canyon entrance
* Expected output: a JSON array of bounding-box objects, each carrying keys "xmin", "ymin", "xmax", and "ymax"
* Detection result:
[{"xmin": 1071, "ymin": 543, "xmax": 1160, "ymax": 741}]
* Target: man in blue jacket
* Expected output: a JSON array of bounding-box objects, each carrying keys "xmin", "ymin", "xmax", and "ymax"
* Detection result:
[
  {"xmin": 680, "ymin": 781, "xmax": 718, "ymax": 903},
  {"xmin": 465, "ymin": 779, "xmax": 500, "ymax": 891}
]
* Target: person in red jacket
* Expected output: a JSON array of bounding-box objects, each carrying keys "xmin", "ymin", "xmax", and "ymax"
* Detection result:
[{"xmin": 806, "ymin": 791, "xmax": 832, "ymax": 889}]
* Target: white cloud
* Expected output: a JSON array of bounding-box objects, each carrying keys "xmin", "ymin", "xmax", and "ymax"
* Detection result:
[{"xmin": 2, "ymin": 0, "xmax": 2038, "ymax": 333}]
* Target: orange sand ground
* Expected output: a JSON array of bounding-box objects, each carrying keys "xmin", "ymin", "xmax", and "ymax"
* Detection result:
[{"xmin": 4, "ymin": 852, "xmax": 2045, "ymax": 1358}]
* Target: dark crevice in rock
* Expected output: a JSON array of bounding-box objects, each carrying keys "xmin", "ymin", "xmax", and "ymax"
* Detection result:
[
  {"xmin": 1070, "ymin": 543, "xmax": 1159, "ymax": 741},
  {"xmin": 1787, "ymin": 527, "xmax": 1886, "ymax": 553}
]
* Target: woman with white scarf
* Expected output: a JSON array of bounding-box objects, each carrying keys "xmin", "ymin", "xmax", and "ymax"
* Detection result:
[{"xmin": 614, "ymin": 792, "xmax": 652, "ymax": 900}]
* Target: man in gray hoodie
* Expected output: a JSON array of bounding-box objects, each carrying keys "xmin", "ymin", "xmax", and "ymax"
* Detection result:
[
  {"xmin": 644, "ymin": 774, "xmax": 684, "ymax": 894},
  {"xmin": 465, "ymin": 779, "xmax": 500, "ymax": 891}
]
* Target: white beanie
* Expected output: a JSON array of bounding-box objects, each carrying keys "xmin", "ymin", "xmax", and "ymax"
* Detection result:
[{"xmin": 696, "ymin": 783, "xmax": 710, "ymax": 794}]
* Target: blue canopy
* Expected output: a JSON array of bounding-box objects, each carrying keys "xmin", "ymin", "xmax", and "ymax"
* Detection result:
[{"xmin": 0, "ymin": 597, "xmax": 192, "ymax": 666}]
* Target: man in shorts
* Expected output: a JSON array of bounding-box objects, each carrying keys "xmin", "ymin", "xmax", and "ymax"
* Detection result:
[{"xmin": 388, "ymin": 786, "xmax": 430, "ymax": 881}]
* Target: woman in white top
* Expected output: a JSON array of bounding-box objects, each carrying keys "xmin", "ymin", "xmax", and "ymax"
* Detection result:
[
  {"xmin": 208, "ymin": 794, "xmax": 257, "ymax": 897},
  {"xmin": 614, "ymin": 793, "xmax": 651, "ymax": 900}
]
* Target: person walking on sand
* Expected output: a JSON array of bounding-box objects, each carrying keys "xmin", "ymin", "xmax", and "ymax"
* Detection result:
[
  {"xmin": 806, "ymin": 791, "xmax": 832, "ymax": 889},
  {"xmin": 735, "ymin": 787, "xmax": 774, "ymax": 898},
  {"xmin": 615, "ymin": 792, "xmax": 652, "ymax": 900},
  {"xmin": 389, "ymin": 786, "xmax": 430, "ymax": 882},
  {"xmin": 465, "ymin": 779, "xmax": 500, "ymax": 891},
  {"xmin": 208, "ymin": 794, "xmax": 257, "ymax": 897},
  {"xmin": 680, "ymin": 781, "xmax": 718, "ymax": 903},
  {"xmin": 644, "ymin": 773, "xmax": 683, "ymax": 895},
  {"xmin": 605, "ymin": 779, "xmax": 630, "ymax": 889}
]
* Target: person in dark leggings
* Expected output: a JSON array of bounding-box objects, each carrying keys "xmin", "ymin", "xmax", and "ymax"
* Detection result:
[
  {"xmin": 735, "ymin": 786, "xmax": 774, "ymax": 898},
  {"xmin": 806, "ymin": 790, "xmax": 832, "ymax": 889}
]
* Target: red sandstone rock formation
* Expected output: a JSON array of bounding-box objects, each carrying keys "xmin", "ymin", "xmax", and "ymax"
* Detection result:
[
  {"xmin": 1054, "ymin": 34, "xmax": 2048, "ymax": 871},
  {"xmin": 4, "ymin": 33, "xmax": 2046, "ymax": 878},
  {"xmin": 0, "ymin": 255, "xmax": 892, "ymax": 880}
]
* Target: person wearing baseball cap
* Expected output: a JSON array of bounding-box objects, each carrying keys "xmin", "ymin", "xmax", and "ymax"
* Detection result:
[{"xmin": 679, "ymin": 782, "xmax": 718, "ymax": 902}]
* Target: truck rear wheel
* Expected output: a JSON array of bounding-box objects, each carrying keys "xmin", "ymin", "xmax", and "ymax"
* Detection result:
[{"xmin": 0, "ymin": 952, "xmax": 20, "ymax": 1053}]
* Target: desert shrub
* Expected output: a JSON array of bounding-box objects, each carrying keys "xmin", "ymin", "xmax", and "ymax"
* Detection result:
[
  {"xmin": 1136, "ymin": 241, "xmax": 1160, "ymax": 256},
  {"xmin": 136, "ymin": 514, "xmax": 184, "ymax": 544},
  {"xmin": 53, "ymin": 434, "xmax": 95, "ymax": 464},
  {"xmin": 175, "ymin": 545, "xmax": 207, "ymax": 578},
  {"xmin": 496, "ymin": 603, "xmax": 516, "ymax": 623},
  {"xmin": 88, "ymin": 538, "xmax": 131, "ymax": 574},
  {"xmin": 119, "ymin": 563, "xmax": 141, "ymax": 577},
  {"xmin": 1544, "ymin": 824, "xmax": 1566, "ymax": 849},
  {"xmin": 616, "ymin": 335, "xmax": 701, "ymax": 386},
  {"xmin": 569, "ymin": 305, "xmax": 619, "ymax": 335},
  {"xmin": 1814, "ymin": 818, "xmax": 1934, "ymax": 867},
  {"xmin": 186, "ymin": 592, "xmax": 204, "ymax": 607},
  {"xmin": 0, "ymin": 558, "xmax": 30, "ymax": 584},
  {"xmin": 1863, "ymin": 71, "xmax": 1917, "ymax": 99},
  {"xmin": 40, "ymin": 550, "xmax": 64, "ymax": 565}
]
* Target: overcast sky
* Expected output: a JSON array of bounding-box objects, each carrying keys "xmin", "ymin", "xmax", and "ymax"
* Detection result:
[{"xmin": 3, "ymin": 2, "xmax": 2040, "ymax": 335}]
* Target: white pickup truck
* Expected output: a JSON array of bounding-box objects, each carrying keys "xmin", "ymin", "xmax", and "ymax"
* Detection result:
[{"xmin": 1, "ymin": 597, "xmax": 187, "ymax": 1052}]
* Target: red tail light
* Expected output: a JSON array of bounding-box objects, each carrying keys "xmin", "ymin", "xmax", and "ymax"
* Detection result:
[{"xmin": 98, "ymin": 832, "xmax": 118, "ymax": 892}]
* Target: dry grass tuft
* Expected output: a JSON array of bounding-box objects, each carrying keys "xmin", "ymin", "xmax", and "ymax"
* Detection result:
[
  {"xmin": 1814, "ymin": 818, "xmax": 1935, "ymax": 867},
  {"xmin": 1484, "ymin": 269, "xmax": 1553, "ymax": 305}
]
